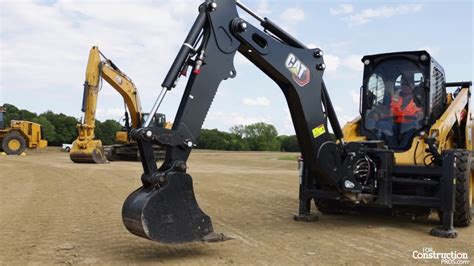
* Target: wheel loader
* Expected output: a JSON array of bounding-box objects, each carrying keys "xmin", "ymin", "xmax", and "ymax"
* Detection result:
[
  {"xmin": 0, "ymin": 106, "xmax": 48, "ymax": 155},
  {"xmin": 70, "ymin": 47, "xmax": 170, "ymax": 163},
  {"xmin": 117, "ymin": 0, "xmax": 472, "ymax": 243}
]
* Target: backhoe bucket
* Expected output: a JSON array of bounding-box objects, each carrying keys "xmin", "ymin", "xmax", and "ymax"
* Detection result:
[
  {"xmin": 69, "ymin": 140, "xmax": 108, "ymax": 163},
  {"xmin": 122, "ymin": 172, "xmax": 214, "ymax": 244}
]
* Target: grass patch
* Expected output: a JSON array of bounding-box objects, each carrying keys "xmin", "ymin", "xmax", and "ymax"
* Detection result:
[{"xmin": 277, "ymin": 155, "xmax": 297, "ymax": 161}]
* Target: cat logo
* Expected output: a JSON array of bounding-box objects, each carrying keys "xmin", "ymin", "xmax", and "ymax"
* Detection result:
[{"xmin": 285, "ymin": 53, "xmax": 310, "ymax": 87}]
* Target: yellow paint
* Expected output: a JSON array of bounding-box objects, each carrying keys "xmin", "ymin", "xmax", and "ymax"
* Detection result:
[
  {"xmin": 312, "ymin": 124, "xmax": 326, "ymax": 139},
  {"xmin": 71, "ymin": 46, "xmax": 145, "ymax": 163},
  {"xmin": 0, "ymin": 118, "xmax": 47, "ymax": 154},
  {"xmin": 8, "ymin": 139, "xmax": 20, "ymax": 151},
  {"xmin": 341, "ymin": 86, "xmax": 472, "ymax": 167}
]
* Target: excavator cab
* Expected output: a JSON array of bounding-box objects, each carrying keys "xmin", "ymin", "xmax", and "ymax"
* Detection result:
[
  {"xmin": 360, "ymin": 51, "xmax": 446, "ymax": 150},
  {"xmin": 142, "ymin": 113, "xmax": 166, "ymax": 128}
]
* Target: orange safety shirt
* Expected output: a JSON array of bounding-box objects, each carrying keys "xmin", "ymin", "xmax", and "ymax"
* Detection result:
[{"xmin": 390, "ymin": 96, "xmax": 421, "ymax": 123}]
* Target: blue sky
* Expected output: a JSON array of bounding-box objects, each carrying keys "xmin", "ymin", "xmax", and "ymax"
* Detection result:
[{"xmin": 1, "ymin": 0, "xmax": 472, "ymax": 135}]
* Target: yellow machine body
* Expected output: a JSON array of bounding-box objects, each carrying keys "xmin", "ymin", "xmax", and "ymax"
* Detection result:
[
  {"xmin": 342, "ymin": 86, "xmax": 473, "ymax": 206},
  {"xmin": 70, "ymin": 46, "xmax": 143, "ymax": 163},
  {"xmin": 0, "ymin": 119, "xmax": 48, "ymax": 155}
]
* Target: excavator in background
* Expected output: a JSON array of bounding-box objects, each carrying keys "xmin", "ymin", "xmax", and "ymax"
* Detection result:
[
  {"xmin": 70, "ymin": 47, "xmax": 170, "ymax": 163},
  {"xmin": 119, "ymin": 0, "xmax": 472, "ymax": 244},
  {"xmin": 0, "ymin": 106, "xmax": 47, "ymax": 155}
]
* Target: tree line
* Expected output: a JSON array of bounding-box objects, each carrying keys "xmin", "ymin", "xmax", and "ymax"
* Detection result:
[
  {"xmin": 2, "ymin": 103, "xmax": 122, "ymax": 146},
  {"xmin": 2, "ymin": 103, "xmax": 300, "ymax": 151},
  {"xmin": 197, "ymin": 123, "xmax": 299, "ymax": 152}
]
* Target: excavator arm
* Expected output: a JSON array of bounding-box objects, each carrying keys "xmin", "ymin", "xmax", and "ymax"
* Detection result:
[
  {"xmin": 70, "ymin": 46, "xmax": 143, "ymax": 163},
  {"xmin": 122, "ymin": 0, "xmax": 352, "ymax": 244}
]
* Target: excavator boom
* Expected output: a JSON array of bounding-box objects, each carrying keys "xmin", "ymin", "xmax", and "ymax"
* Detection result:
[{"xmin": 122, "ymin": 0, "xmax": 342, "ymax": 243}]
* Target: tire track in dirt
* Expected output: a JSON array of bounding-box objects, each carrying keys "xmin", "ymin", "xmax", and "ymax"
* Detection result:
[{"xmin": 1, "ymin": 149, "xmax": 473, "ymax": 264}]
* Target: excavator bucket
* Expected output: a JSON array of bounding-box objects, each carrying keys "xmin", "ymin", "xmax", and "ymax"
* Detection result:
[
  {"xmin": 122, "ymin": 172, "xmax": 214, "ymax": 244},
  {"xmin": 69, "ymin": 140, "xmax": 108, "ymax": 163}
]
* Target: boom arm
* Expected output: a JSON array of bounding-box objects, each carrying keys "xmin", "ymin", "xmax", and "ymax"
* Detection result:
[
  {"xmin": 123, "ymin": 0, "xmax": 354, "ymax": 243},
  {"xmin": 135, "ymin": 0, "xmax": 345, "ymax": 185}
]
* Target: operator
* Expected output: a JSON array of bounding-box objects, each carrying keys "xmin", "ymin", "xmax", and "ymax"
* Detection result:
[
  {"xmin": 390, "ymin": 77, "xmax": 422, "ymax": 125},
  {"xmin": 370, "ymin": 75, "xmax": 422, "ymax": 147}
]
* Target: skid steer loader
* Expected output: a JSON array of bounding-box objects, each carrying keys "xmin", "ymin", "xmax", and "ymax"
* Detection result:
[{"xmin": 120, "ymin": 0, "xmax": 472, "ymax": 244}]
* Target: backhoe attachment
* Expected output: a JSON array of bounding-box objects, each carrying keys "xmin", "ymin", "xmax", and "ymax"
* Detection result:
[{"xmin": 122, "ymin": 0, "xmax": 340, "ymax": 244}]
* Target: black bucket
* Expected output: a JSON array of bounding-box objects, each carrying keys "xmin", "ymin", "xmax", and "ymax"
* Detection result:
[{"xmin": 122, "ymin": 172, "xmax": 214, "ymax": 244}]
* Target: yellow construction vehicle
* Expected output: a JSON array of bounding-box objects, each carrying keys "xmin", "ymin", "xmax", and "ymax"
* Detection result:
[
  {"xmin": 70, "ymin": 46, "xmax": 169, "ymax": 163},
  {"xmin": 0, "ymin": 106, "xmax": 47, "ymax": 155}
]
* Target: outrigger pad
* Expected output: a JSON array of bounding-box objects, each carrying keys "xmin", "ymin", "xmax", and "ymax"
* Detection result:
[{"xmin": 122, "ymin": 172, "xmax": 214, "ymax": 244}]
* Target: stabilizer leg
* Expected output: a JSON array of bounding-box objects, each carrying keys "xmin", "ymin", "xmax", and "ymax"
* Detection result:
[{"xmin": 430, "ymin": 151, "xmax": 458, "ymax": 238}]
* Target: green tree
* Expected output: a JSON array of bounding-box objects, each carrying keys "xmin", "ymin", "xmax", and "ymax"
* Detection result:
[
  {"xmin": 279, "ymin": 135, "xmax": 300, "ymax": 152},
  {"xmin": 41, "ymin": 111, "xmax": 78, "ymax": 145},
  {"xmin": 196, "ymin": 129, "xmax": 250, "ymax": 151},
  {"xmin": 243, "ymin": 122, "xmax": 280, "ymax": 151},
  {"xmin": 95, "ymin": 119, "xmax": 122, "ymax": 145},
  {"xmin": 3, "ymin": 103, "xmax": 37, "ymax": 124}
]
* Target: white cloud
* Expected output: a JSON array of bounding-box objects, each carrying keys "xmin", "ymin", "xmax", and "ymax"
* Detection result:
[
  {"xmin": 207, "ymin": 111, "xmax": 273, "ymax": 127},
  {"xmin": 95, "ymin": 107, "xmax": 126, "ymax": 122},
  {"xmin": 349, "ymin": 4, "xmax": 423, "ymax": 25},
  {"xmin": 278, "ymin": 7, "xmax": 305, "ymax": 33},
  {"xmin": 242, "ymin": 97, "xmax": 271, "ymax": 107},
  {"xmin": 280, "ymin": 7, "xmax": 305, "ymax": 24},
  {"xmin": 350, "ymin": 90, "xmax": 360, "ymax": 104},
  {"xmin": 283, "ymin": 109, "xmax": 295, "ymax": 135},
  {"xmin": 330, "ymin": 4, "xmax": 354, "ymax": 16},
  {"xmin": 322, "ymin": 54, "xmax": 362, "ymax": 74},
  {"xmin": 1, "ymin": 0, "xmax": 197, "ymax": 117},
  {"xmin": 324, "ymin": 54, "xmax": 341, "ymax": 73},
  {"xmin": 342, "ymin": 54, "xmax": 363, "ymax": 72},
  {"xmin": 256, "ymin": 0, "xmax": 272, "ymax": 16}
]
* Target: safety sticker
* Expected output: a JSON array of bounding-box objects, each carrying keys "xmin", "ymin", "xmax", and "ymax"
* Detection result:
[{"xmin": 312, "ymin": 124, "xmax": 326, "ymax": 138}]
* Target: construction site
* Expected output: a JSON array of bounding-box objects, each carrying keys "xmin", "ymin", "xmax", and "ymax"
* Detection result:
[
  {"xmin": 1, "ymin": 0, "xmax": 473, "ymax": 264},
  {"xmin": 0, "ymin": 149, "xmax": 472, "ymax": 264}
]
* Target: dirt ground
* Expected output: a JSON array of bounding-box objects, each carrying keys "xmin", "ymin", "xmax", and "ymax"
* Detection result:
[{"xmin": 0, "ymin": 148, "xmax": 472, "ymax": 265}]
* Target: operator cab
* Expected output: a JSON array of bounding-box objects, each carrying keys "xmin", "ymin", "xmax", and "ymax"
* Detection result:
[
  {"xmin": 142, "ymin": 113, "xmax": 166, "ymax": 128},
  {"xmin": 360, "ymin": 51, "xmax": 446, "ymax": 150}
]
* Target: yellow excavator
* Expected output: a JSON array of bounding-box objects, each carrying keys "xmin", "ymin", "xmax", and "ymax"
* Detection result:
[{"xmin": 70, "ymin": 46, "xmax": 169, "ymax": 163}]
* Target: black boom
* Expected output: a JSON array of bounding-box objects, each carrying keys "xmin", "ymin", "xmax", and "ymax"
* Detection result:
[{"xmin": 122, "ymin": 0, "xmax": 461, "ymax": 243}]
